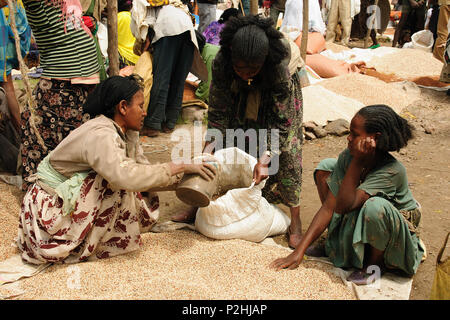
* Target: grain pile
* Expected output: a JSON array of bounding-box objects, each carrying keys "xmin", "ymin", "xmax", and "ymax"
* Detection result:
[
  {"xmin": 11, "ymin": 230, "xmax": 355, "ymax": 300},
  {"xmin": 367, "ymin": 48, "xmax": 443, "ymax": 79},
  {"xmin": 318, "ymin": 73, "xmax": 421, "ymax": 113},
  {"xmin": 325, "ymin": 42, "xmax": 350, "ymax": 53},
  {"xmin": 0, "ymin": 182, "xmax": 22, "ymax": 261}
]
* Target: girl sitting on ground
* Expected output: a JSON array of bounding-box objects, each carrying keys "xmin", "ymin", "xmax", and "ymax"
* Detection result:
[{"xmin": 271, "ymin": 104, "xmax": 425, "ymax": 285}]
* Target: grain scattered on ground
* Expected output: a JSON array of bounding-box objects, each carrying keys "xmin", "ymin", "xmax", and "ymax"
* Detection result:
[
  {"xmin": 13, "ymin": 230, "xmax": 355, "ymax": 300},
  {"xmin": 0, "ymin": 182, "xmax": 22, "ymax": 261},
  {"xmin": 367, "ymin": 48, "xmax": 443, "ymax": 79},
  {"xmin": 318, "ymin": 73, "xmax": 421, "ymax": 113}
]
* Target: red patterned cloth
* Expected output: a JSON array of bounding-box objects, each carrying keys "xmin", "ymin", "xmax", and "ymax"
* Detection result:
[{"xmin": 17, "ymin": 172, "xmax": 159, "ymax": 264}]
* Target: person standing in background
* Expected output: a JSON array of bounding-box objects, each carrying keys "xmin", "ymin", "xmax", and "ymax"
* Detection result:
[
  {"xmin": 263, "ymin": 0, "xmax": 286, "ymax": 28},
  {"xmin": 325, "ymin": 0, "xmax": 352, "ymax": 46},
  {"xmin": 194, "ymin": 30, "xmax": 219, "ymax": 104},
  {"xmin": 131, "ymin": 0, "xmax": 201, "ymax": 137},
  {"xmin": 0, "ymin": 0, "xmax": 31, "ymax": 133},
  {"xmin": 392, "ymin": 0, "xmax": 426, "ymax": 48},
  {"xmin": 117, "ymin": 0, "xmax": 140, "ymax": 68},
  {"xmin": 433, "ymin": 0, "xmax": 450, "ymax": 63},
  {"xmin": 197, "ymin": 0, "xmax": 218, "ymax": 33},
  {"xmin": 20, "ymin": 0, "xmax": 101, "ymax": 191}
]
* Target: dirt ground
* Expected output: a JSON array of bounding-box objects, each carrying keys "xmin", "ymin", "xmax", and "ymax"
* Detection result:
[{"xmin": 0, "ymin": 89, "xmax": 448, "ymax": 300}]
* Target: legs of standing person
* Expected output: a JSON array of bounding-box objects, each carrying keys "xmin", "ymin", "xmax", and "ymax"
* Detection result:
[
  {"xmin": 21, "ymin": 79, "xmax": 90, "ymax": 191},
  {"xmin": 0, "ymin": 74, "xmax": 20, "ymax": 132},
  {"xmin": 143, "ymin": 36, "xmax": 178, "ymax": 134},
  {"xmin": 198, "ymin": 3, "xmax": 217, "ymax": 34},
  {"xmin": 325, "ymin": 0, "xmax": 339, "ymax": 42},
  {"xmin": 164, "ymin": 32, "xmax": 195, "ymax": 131},
  {"xmin": 269, "ymin": 7, "xmax": 281, "ymax": 26},
  {"xmin": 339, "ymin": 0, "xmax": 352, "ymax": 46},
  {"xmin": 412, "ymin": 3, "xmax": 426, "ymax": 33},
  {"xmin": 393, "ymin": 5, "xmax": 410, "ymax": 47},
  {"xmin": 433, "ymin": 4, "xmax": 450, "ymax": 62}
]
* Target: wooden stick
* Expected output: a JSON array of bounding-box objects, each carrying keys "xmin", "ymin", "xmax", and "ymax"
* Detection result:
[
  {"xmin": 250, "ymin": 0, "xmax": 258, "ymax": 15},
  {"xmin": 300, "ymin": 0, "xmax": 309, "ymax": 61},
  {"xmin": 239, "ymin": 0, "xmax": 245, "ymax": 16},
  {"xmin": 107, "ymin": 0, "xmax": 119, "ymax": 76},
  {"xmin": 6, "ymin": 0, "xmax": 47, "ymax": 150}
]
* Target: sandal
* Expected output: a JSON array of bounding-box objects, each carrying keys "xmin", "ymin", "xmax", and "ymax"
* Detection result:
[
  {"xmin": 161, "ymin": 124, "xmax": 174, "ymax": 134},
  {"xmin": 347, "ymin": 266, "xmax": 386, "ymax": 286}
]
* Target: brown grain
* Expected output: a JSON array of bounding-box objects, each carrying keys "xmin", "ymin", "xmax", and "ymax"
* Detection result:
[{"xmin": 10, "ymin": 230, "xmax": 355, "ymax": 300}]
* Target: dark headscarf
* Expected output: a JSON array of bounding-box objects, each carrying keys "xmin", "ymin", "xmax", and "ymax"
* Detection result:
[
  {"xmin": 83, "ymin": 75, "xmax": 143, "ymax": 119},
  {"xmin": 218, "ymin": 8, "xmax": 239, "ymax": 24}
]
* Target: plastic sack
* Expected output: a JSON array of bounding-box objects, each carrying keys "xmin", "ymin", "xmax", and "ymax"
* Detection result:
[
  {"xmin": 430, "ymin": 232, "xmax": 450, "ymax": 300},
  {"xmin": 411, "ymin": 30, "xmax": 434, "ymax": 52},
  {"xmin": 195, "ymin": 148, "xmax": 291, "ymax": 243}
]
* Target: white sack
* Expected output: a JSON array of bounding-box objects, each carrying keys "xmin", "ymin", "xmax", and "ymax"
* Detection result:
[{"xmin": 195, "ymin": 148, "xmax": 291, "ymax": 243}]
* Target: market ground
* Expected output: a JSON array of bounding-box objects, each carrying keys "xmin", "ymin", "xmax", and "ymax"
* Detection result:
[
  {"xmin": 1, "ymin": 39, "xmax": 449, "ymax": 300},
  {"xmin": 137, "ymin": 86, "xmax": 449, "ymax": 300},
  {"xmin": 0, "ymin": 86, "xmax": 448, "ymax": 300}
]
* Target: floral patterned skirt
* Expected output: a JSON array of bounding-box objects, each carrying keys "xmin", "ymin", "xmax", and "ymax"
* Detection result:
[
  {"xmin": 20, "ymin": 78, "xmax": 92, "ymax": 191},
  {"xmin": 17, "ymin": 172, "xmax": 160, "ymax": 265}
]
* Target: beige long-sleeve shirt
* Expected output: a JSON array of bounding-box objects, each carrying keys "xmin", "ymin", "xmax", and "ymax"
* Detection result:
[{"xmin": 49, "ymin": 115, "xmax": 179, "ymax": 192}]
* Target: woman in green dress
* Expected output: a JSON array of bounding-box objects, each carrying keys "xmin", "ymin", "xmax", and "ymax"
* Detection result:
[{"xmin": 271, "ymin": 104, "xmax": 425, "ymax": 285}]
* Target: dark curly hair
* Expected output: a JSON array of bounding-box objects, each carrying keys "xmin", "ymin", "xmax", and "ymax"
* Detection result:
[
  {"xmin": 218, "ymin": 14, "xmax": 289, "ymax": 90},
  {"xmin": 118, "ymin": 0, "xmax": 132, "ymax": 12},
  {"xmin": 83, "ymin": 74, "xmax": 144, "ymax": 119},
  {"xmin": 356, "ymin": 104, "xmax": 414, "ymax": 152}
]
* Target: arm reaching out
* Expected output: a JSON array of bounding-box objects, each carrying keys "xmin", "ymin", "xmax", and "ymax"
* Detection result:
[{"xmin": 270, "ymin": 189, "xmax": 336, "ymax": 270}]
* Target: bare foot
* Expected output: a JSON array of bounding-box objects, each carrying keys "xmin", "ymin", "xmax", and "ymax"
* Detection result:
[
  {"xmin": 171, "ymin": 207, "xmax": 197, "ymax": 223},
  {"xmin": 287, "ymin": 225, "xmax": 303, "ymax": 249}
]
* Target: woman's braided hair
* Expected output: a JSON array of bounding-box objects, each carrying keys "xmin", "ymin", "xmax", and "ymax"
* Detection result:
[
  {"xmin": 83, "ymin": 74, "xmax": 144, "ymax": 119},
  {"xmin": 357, "ymin": 104, "xmax": 414, "ymax": 152},
  {"xmin": 218, "ymin": 14, "xmax": 289, "ymax": 89}
]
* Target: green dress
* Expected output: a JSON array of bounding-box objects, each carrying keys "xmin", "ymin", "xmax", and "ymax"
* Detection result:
[
  {"xmin": 315, "ymin": 149, "xmax": 424, "ymax": 276},
  {"xmin": 195, "ymin": 43, "xmax": 220, "ymax": 104}
]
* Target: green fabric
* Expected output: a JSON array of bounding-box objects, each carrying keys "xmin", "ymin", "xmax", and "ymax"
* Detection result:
[
  {"xmin": 313, "ymin": 157, "xmax": 337, "ymax": 185},
  {"xmin": 316, "ymin": 151, "xmax": 424, "ymax": 276},
  {"xmin": 195, "ymin": 43, "xmax": 220, "ymax": 103},
  {"xmin": 93, "ymin": 35, "xmax": 107, "ymax": 81},
  {"xmin": 327, "ymin": 149, "xmax": 418, "ymax": 211},
  {"xmin": 37, "ymin": 154, "xmax": 89, "ymax": 216}
]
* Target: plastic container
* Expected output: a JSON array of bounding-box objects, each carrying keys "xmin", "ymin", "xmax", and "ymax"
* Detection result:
[{"xmin": 175, "ymin": 157, "xmax": 220, "ymax": 208}]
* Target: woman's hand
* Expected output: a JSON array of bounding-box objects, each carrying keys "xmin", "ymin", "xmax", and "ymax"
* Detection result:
[
  {"xmin": 253, "ymin": 162, "xmax": 269, "ymax": 185},
  {"xmin": 253, "ymin": 152, "xmax": 271, "ymax": 185},
  {"xmin": 184, "ymin": 161, "xmax": 217, "ymax": 181},
  {"xmin": 352, "ymin": 137, "xmax": 376, "ymax": 163},
  {"xmin": 270, "ymin": 250, "xmax": 304, "ymax": 271}
]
